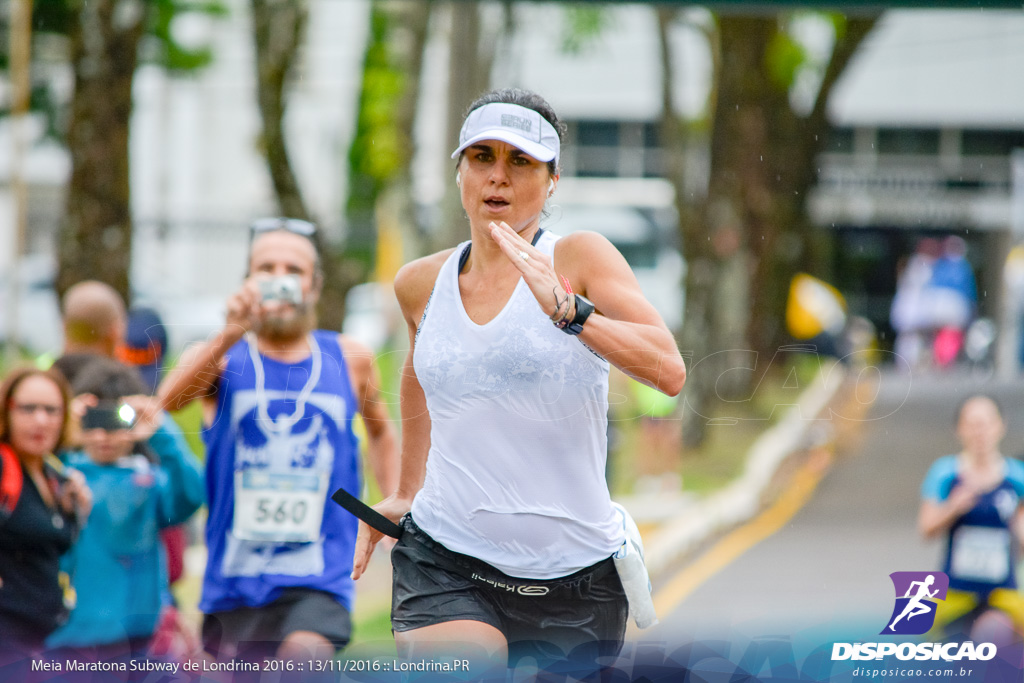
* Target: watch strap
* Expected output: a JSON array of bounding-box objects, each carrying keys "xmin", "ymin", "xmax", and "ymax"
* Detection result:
[{"xmin": 564, "ymin": 294, "xmax": 594, "ymax": 336}]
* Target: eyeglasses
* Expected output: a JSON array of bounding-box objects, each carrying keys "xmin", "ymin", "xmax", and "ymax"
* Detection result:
[
  {"xmin": 249, "ymin": 217, "xmax": 317, "ymax": 241},
  {"xmin": 11, "ymin": 403, "xmax": 63, "ymax": 418}
]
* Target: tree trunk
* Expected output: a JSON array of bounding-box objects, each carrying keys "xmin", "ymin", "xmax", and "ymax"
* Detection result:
[
  {"xmin": 668, "ymin": 13, "xmax": 876, "ymax": 445},
  {"xmin": 657, "ymin": 8, "xmax": 711, "ymax": 445},
  {"xmin": 433, "ymin": 1, "xmax": 504, "ymax": 251},
  {"xmin": 250, "ymin": 0, "xmax": 310, "ymax": 221},
  {"xmin": 58, "ymin": 0, "xmax": 148, "ymax": 304},
  {"xmin": 249, "ymin": 0, "xmax": 364, "ymax": 330}
]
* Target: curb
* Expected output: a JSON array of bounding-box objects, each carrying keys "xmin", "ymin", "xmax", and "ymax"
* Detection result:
[{"xmin": 628, "ymin": 362, "xmax": 848, "ymax": 579}]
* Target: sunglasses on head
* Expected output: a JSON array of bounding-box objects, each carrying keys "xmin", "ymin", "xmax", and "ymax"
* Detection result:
[{"xmin": 249, "ymin": 217, "xmax": 317, "ymax": 241}]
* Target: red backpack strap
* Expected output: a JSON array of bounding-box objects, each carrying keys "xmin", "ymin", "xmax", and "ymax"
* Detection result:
[{"xmin": 0, "ymin": 443, "xmax": 24, "ymax": 519}]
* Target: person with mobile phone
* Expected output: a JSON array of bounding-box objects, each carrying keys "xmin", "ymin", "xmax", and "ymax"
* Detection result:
[
  {"xmin": 0, "ymin": 367, "xmax": 91, "ymax": 667},
  {"xmin": 45, "ymin": 358, "xmax": 204, "ymax": 662}
]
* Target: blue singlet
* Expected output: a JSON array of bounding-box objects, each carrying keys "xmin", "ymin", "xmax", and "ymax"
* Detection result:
[
  {"xmin": 921, "ymin": 455, "xmax": 1024, "ymax": 596},
  {"xmin": 201, "ymin": 330, "xmax": 361, "ymax": 613}
]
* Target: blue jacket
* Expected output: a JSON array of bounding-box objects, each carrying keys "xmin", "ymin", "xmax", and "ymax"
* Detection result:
[{"xmin": 47, "ymin": 420, "xmax": 205, "ymax": 647}]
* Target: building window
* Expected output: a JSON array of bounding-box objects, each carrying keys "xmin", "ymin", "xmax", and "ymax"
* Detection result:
[
  {"xmin": 825, "ymin": 127, "xmax": 855, "ymax": 153},
  {"xmin": 877, "ymin": 128, "xmax": 940, "ymax": 155},
  {"xmin": 566, "ymin": 119, "xmax": 664, "ymax": 179},
  {"xmin": 961, "ymin": 129, "xmax": 1024, "ymax": 157},
  {"xmin": 575, "ymin": 120, "xmax": 620, "ymax": 147}
]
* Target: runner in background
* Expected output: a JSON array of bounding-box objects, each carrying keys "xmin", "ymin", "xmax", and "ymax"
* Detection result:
[
  {"xmin": 159, "ymin": 218, "xmax": 399, "ymax": 662},
  {"xmin": 919, "ymin": 395, "xmax": 1024, "ymax": 643}
]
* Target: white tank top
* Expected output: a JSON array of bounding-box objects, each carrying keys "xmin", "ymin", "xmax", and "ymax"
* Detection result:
[{"xmin": 410, "ymin": 230, "xmax": 623, "ymax": 579}]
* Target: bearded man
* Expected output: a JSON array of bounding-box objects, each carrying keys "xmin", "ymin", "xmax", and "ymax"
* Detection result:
[{"xmin": 159, "ymin": 218, "xmax": 398, "ymax": 661}]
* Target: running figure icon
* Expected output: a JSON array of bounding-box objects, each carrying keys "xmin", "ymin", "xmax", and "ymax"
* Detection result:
[{"xmin": 889, "ymin": 574, "xmax": 940, "ymax": 631}]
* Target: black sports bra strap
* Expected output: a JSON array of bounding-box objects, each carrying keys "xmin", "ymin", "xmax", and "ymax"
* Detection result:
[{"xmin": 458, "ymin": 228, "xmax": 546, "ymax": 274}]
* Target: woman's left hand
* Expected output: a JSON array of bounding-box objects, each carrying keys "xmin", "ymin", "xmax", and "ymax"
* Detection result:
[{"xmin": 488, "ymin": 221, "xmax": 568, "ymax": 320}]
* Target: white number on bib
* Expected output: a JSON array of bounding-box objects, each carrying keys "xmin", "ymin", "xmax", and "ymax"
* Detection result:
[
  {"xmin": 233, "ymin": 471, "xmax": 327, "ymax": 543},
  {"xmin": 950, "ymin": 525, "xmax": 1010, "ymax": 583}
]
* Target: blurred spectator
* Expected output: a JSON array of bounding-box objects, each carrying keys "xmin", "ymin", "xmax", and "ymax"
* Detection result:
[
  {"xmin": 117, "ymin": 307, "xmax": 189, "ymax": 591},
  {"xmin": 891, "ymin": 238, "xmax": 941, "ymax": 369},
  {"xmin": 0, "ymin": 368, "xmax": 91, "ymax": 667},
  {"xmin": 1003, "ymin": 245, "xmax": 1024, "ymax": 370},
  {"xmin": 46, "ymin": 359, "xmax": 204, "ymax": 662},
  {"xmin": 926, "ymin": 236, "xmax": 977, "ymax": 367},
  {"xmin": 52, "ymin": 281, "xmax": 127, "ymax": 388},
  {"xmin": 118, "ymin": 307, "xmax": 169, "ymax": 395},
  {"xmin": 708, "ymin": 201, "xmax": 751, "ymax": 399},
  {"xmin": 629, "ymin": 380, "xmax": 682, "ymax": 494}
]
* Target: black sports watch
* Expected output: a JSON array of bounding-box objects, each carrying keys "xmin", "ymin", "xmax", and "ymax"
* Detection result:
[{"xmin": 564, "ymin": 294, "xmax": 594, "ymax": 336}]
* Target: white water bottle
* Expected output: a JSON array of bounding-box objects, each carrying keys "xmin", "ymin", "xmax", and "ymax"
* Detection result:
[{"xmin": 611, "ymin": 502, "xmax": 658, "ymax": 629}]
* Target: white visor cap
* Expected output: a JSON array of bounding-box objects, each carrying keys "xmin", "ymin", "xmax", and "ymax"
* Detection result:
[{"xmin": 451, "ymin": 102, "xmax": 560, "ymax": 166}]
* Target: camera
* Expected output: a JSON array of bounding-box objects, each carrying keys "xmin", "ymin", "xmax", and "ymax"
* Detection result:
[
  {"xmin": 82, "ymin": 402, "xmax": 136, "ymax": 431},
  {"xmin": 258, "ymin": 275, "xmax": 303, "ymax": 305}
]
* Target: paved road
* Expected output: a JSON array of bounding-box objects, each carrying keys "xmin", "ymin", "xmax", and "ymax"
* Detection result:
[{"xmin": 647, "ymin": 369, "xmax": 1024, "ymax": 647}]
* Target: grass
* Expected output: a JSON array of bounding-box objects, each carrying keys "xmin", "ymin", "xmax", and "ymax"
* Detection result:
[
  {"xmin": 348, "ymin": 600, "xmax": 397, "ymax": 655},
  {"xmin": 609, "ymin": 352, "xmax": 827, "ymax": 496},
  {"xmin": 680, "ymin": 352, "xmax": 827, "ymax": 493}
]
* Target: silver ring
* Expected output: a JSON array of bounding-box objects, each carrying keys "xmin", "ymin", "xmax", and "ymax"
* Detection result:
[{"xmin": 518, "ymin": 251, "xmax": 530, "ymax": 262}]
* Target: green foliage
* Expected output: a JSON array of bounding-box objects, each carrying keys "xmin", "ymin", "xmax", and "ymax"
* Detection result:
[
  {"xmin": 765, "ymin": 27, "xmax": 808, "ymax": 91},
  {"xmin": 347, "ymin": 5, "xmax": 407, "ymax": 218},
  {"xmin": 828, "ymin": 11, "xmax": 849, "ymax": 40},
  {"xmin": 32, "ymin": 0, "xmax": 75, "ymax": 35},
  {"xmin": 561, "ymin": 6, "xmax": 608, "ymax": 55},
  {"xmin": 147, "ymin": 0, "xmax": 230, "ymax": 74},
  {"xmin": 30, "ymin": 82, "xmax": 64, "ymax": 140}
]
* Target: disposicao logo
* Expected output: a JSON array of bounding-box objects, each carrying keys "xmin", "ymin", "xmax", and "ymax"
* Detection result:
[
  {"xmin": 880, "ymin": 571, "xmax": 948, "ymax": 635},
  {"xmin": 831, "ymin": 570, "xmax": 997, "ymax": 664}
]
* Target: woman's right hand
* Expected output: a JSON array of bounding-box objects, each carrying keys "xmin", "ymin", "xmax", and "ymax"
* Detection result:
[
  {"xmin": 224, "ymin": 279, "xmax": 264, "ymax": 337},
  {"xmin": 946, "ymin": 483, "xmax": 979, "ymax": 516},
  {"xmin": 351, "ymin": 494, "xmax": 413, "ymax": 580}
]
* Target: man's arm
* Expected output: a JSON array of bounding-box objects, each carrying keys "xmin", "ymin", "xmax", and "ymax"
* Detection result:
[
  {"xmin": 158, "ymin": 281, "xmax": 262, "ymax": 411},
  {"xmin": 157, "ymin": 332, "xmax": 235, "ymax": 412},
  {"xmin": 339, "ymin": 335, "xmax": 399, "ymax": 498}
]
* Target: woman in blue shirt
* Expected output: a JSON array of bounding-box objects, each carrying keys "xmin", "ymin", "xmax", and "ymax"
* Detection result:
[{"xmin": 919, "ymin": 394, "xmax": 1024, "ymax": 642}]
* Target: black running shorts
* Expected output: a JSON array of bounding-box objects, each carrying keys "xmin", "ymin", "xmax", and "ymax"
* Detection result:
[
  {"xmin": 202, "ymin": 587, "xmax": 351, "ymax": 659},
  {"xmin": 391, "ymin": 514, "xmax": 627, "ymax": 666}
]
